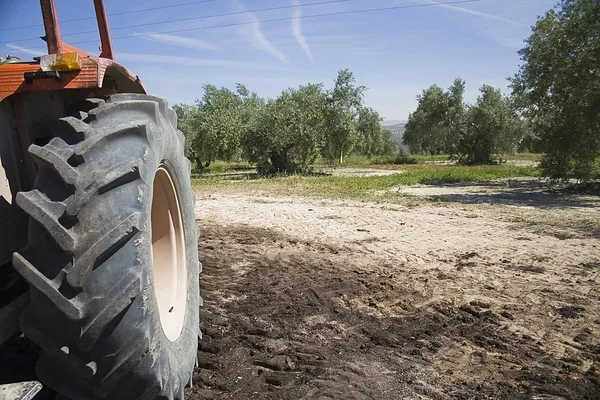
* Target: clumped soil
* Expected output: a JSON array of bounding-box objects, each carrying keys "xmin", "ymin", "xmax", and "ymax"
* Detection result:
[
  {"xmin": 1, "ymin": 188, "xmax": 599, "ymax": 400},
  {"xmin": 185, "ymin": 222, "xmax": 600, "ymax": 400}
]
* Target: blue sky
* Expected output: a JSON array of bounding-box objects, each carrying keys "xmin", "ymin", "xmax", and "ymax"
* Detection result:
[{"xmin": 1, "ymin": 0, "xmax": 555, "ymax": 122}]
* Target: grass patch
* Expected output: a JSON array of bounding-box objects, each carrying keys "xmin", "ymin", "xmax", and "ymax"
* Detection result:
[
  {"xmin": 192, "ymin": 163, "xmax": 600, "ymax": 236},
  {"xmin": 193, "ymin": 154, "xmax": 541, "ymax": 177},
  {"xmin": 413, "ymin": 154, "xmax": 452, "ymax": 163},
  {"xmin": 191, "ymin": 160, "xmax": 253, "ymax": 176},
  {"xmin": 315, "ymin": 153, "xmax": 542, "ymax": 169},
  {"xmin": 192, "ymin": 163, "xmax": 539, "ymax": 200},
  {"xmin": 503, "ymin": 153, "xmax": 541, "ymax": 161}
]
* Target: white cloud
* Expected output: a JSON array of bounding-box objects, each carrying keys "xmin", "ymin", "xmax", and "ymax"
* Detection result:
[
  {"xmin": 415, "ymin": 0, "xmax": 527, "ymax": 27},
  {"xmin": 137, "ymin": 33, "xmax": 220, "ymax": 51},
  {"xmin": 116, "ymin": 53, "xmax": 290, "ymax": 71},
  {"xmin": 404, "ymin": 0, "xmax": 538, "ymax": 48},
  {"xmin": 6, "ymin": 44, "xmax": 46, "ymax": 57},
  {"xmin": 291, "ymin": 0, "xmax": 314, "ymax": 62},
  {"xmin": 233, "ymin": 0, "xmax": 291, "ymax": 65}
]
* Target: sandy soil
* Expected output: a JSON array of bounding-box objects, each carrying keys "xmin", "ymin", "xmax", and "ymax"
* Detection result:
[
  {"xmin": 396, "ymin": 178, "xmax": 600, "ymax": 209},
  {"xmin": 318, "ymin": 167, "xmax": 406, "ymax": 177},
  {"xmin": 1, "ymin": 182, "xmax": 598, "ymax": 399},
  {"xmin": 187, "ymin": 189, "xmax": 600, "ymax": 399},
  {"xmin": 208, "ymin": 167, "xmax": 407, "ymax": 181}
]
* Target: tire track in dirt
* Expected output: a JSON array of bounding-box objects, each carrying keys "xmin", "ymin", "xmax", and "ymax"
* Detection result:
[
  {"xmin": 185, "ymin": 202, "xmax": 600, "ymax": 400},
  {"xmin": 2, "ymin": 192, "xmax": 598, "ymax": 399}
]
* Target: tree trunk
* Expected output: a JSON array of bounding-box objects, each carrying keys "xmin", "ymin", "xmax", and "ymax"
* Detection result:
[{"xmin": 269, "ymin": 150, "xmax": 292, "ymax": 174}]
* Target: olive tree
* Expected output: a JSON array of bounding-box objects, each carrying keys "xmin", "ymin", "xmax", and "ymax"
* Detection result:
[
  {"xmin": 511, "ymin": 0, "xmax": 600, "ymax": 179},
  {"xmin": 457, "ymin": 85, "xmax": 522, "ymax": 164},
  {"xmin": 356, "ymin": 107, "xmax": 395, "ymax": 157},
  {"xmin": 402, "ymin": 79, "xmax": 465, "ymax": 155},
  {"xmin": 242, "ymin": 83, "xmax": 327, "ymax": 174},
  {"xmin": 172, "ymin": 103, "xmax": 196, "ymax": 162},
  {"xmin": 181, "ymin": 85, "xmax": 245, "ymax": 169},
  {"xmin": 404, "ymin": 79, "xmax": 524, "ymax": 163},
  {"xmin": 321, "ymin": 70, "xmax": 365, "ymax": 165},
  {"xmin": 403, "ymin": 84, "xmax": 452, "ymax": 154}
]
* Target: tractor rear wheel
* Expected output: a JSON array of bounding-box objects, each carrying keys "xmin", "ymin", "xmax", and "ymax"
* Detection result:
[{"xmin": 13, "ymin": 94, "xmax": 200, "ymax": 400}]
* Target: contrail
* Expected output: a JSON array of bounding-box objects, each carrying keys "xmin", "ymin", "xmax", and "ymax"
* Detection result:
[
  {"xmin": 292, "ymin": 0, "xmax": 314, "ymax": 61},
  {"xmin": 235, "ymin": 0, "xmax": 291, "ymax": 65}
]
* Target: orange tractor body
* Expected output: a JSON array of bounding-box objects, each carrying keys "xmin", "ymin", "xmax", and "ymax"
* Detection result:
[
  {"xmin": 0, "ymin": 2, "xmax": 201, "ymax": 399},
  {"xmin": 0, "ymin": 0, "xmax": 145, "ymax": 103}
]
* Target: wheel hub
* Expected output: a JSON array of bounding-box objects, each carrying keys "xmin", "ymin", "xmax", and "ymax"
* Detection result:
[{"xmin": 151, "ymin": 166, "xmax": 187, "ymax": 341}]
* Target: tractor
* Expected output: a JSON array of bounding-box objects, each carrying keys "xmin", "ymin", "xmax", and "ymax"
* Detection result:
[{"xmin": 0, "ymin": 1, "xmax": 201, "ymax": 399}]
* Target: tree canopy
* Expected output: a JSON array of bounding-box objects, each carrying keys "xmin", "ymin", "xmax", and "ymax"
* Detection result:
[
  {"xmin": 321, "ymin": 69, "xmax": 366, "ymax": 165},
  {"xmin": 511, "ymin": 0, "xmax": 600, "ymax": 179},
  {"xmin": 176, "ymin": 84, "xmax": 245, "ymax": 169},
  {"xmin": 459, "ymin": 85, "xmax": 523, "ymax": 164},
  {"xmin": 403, "ymin": 79, "xmax": 522, "ymax": 164},
  {"xmin": 242, "ymin": 83, "xmax": 327, "ymax": 174},
  {"xmin": 357, "ymin": 107, "xmax": 396, "ymax": 158},
  {"xmin": 175, "ymin": 69, "xmax": 396, "ymax": 174}
]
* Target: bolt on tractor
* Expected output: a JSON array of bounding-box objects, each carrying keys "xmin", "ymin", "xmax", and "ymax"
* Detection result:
[{"xmin": 0, "ymin": 1, "xmax": 201, "ymax": 399}]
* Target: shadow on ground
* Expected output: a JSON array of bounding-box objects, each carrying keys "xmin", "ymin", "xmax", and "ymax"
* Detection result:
[
  {"xmin": 185, "ymin": 223, "xmax": 600, "ymax": 400},
  {"xmin": 403, "ymin": 179, "xmax": 600, "ymax": 209}
]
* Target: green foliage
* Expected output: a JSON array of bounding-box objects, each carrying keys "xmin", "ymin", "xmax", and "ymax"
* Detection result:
[
  {"xmin": 517, "ymin": 119, "xmax": 542, "ymax": 153},
  {"xmin": 172, "ymin": 103, "xmax": 196, "ymax": 161},
  {"xmin": 176, "ymin": 69, "xmax": 384, "ymax": 175},
  {"xmin": 443, "ymin": 78, "xmax": 467, "ymax": 155},
  {"xmin": 321, "ymin": 69, "xmax": 366, "ymax": 165},
  {"xmin": 356, "ymin": 107, "xmax": 397, "ymax": 157},
  {"xmin": 511, "ymin": 0, "xmax": 600, "ymax": 179},
  {"xmin": 403, "ymin": 84, "xmax": 449, "ymax": 154},
  {"xmin": 404, "ymin": 78, "xmax": 523, "ymax": 164},
  {"xmin": 403, "ymin": 78, "xmax": 467, "ymax": 155},
  {"xmin": 380, "ymin": 129, "xmax": 398, "ymax": 156},
  {"xmin": 456, "ymin": 85, "xmax": 523, "ymax": 164},
  {"xmin": 242, "ymin": 83, "xmax": 327, "ymax": 174},
  {"xmin": 175, "ymin": 85, "xmax": 246, "ymax": 169},
  {"xmin": 392, "ymin": 149, "xmax": 419, "ymax": 165}
]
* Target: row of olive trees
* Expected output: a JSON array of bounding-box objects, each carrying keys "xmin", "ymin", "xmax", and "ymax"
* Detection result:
[
  {"xmin": 402, "ymin": 79, "xmax": 527, "ymax": 164},
  {"xmin": 174, "ymin": 70, "xmax": 396, "ymax": 174},
  {"xmin": 404, "ymin": 0, "xmax": 599, "ymax": 178},
  {"xmin": 510, "ymin": 0, "xmax": 599, "ymax": 180}
]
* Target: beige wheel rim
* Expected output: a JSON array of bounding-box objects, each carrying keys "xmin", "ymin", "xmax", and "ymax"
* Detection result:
[{"xmin": 151, "ymin": 166, "xmax": 187, "ymax": 341}]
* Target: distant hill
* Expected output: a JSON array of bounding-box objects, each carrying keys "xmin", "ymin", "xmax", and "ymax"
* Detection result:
[
  {"xmin": 381, "ymin": 121, "xmax": 407, "ymax": 149},
  {"xmin": 381, "ymin": 119, "xmax": 406, "ymax": 127}
]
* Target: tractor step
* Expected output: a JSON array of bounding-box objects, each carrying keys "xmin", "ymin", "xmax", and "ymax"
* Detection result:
[
  {"xmin": 0, "ymin": 381, "xmax": 42, "ymax": 400},
  {"xmin": 0, "ymin": 293, "xmax": 28, "ymax": 346}
]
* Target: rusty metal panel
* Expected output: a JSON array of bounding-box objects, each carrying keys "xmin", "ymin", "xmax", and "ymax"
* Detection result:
[
  {"xmin": 0, "ymin": 98, "xmax": 28, "ymax": 201},
  {"xmin": 93, "ymin": 0, "xmax": 114, "ymax": 60},
  {"xmin": 40, "ymin": 0, "xmax": 61, "ymax": 55},
  {"xmin": 98, "ymin": 58, "xmax": 143, "ymax": 88},
  {"xmin": 0, "ymin": 57, "xmax": 101, "ymax": 102}
]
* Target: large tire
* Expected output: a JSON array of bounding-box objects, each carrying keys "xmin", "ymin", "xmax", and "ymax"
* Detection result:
[{"xmin": 12, "ymin": 94, "xmax": 200, "ymax": 400}]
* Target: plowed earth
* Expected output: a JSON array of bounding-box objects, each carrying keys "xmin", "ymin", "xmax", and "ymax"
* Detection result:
[
  {"xmin": 185, "ymin": 190, "xmax": 600, "ymax": 400},
  {"xmin": 2, "ymin": 185, "xmax": 599, "ymax": 400}
]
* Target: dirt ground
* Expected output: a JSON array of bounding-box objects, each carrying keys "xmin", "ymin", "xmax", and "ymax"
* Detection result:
[
  {"xmin": 186, "ymin": 184, "xmax": 600, "ymax": 399},
  {"xmin": 1, "ymin": 180, "xmax": 599, "ymax": 399}
]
